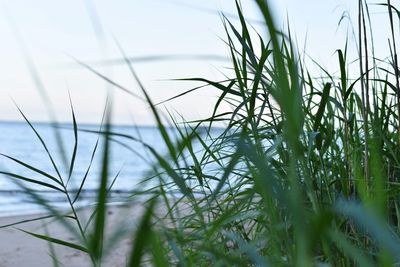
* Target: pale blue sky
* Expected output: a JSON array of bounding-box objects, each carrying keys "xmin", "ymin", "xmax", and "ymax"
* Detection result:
[{"xmin": 0, "ymin": 0, "xmax": 391, "ymax": 125}]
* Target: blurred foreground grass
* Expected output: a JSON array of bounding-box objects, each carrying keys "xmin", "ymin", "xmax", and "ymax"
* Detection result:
[{"xmin": 3, "ymin": 0, "xmax": 400, "ymax": 266}]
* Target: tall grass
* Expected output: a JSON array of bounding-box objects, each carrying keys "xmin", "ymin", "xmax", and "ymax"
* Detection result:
[{"xmin": 3, "ymin": 0, "xmax": 400, "ymax": 266}]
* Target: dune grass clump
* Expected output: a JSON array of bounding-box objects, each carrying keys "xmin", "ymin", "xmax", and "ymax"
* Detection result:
[{"xmin": 3, "ymin": 0, "xmax": 400, "ymax": 266}]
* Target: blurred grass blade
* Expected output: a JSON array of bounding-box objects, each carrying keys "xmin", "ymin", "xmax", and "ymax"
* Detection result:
[
  {"xmin": 128, "ymin": 197, "xmax": 157, "ymax": 267},
  {"xmin": 89, "ymin": 108, "xmax": 112, "ymax": 261},
  {"xmin": 336, "ymin": 199, "xmax": 400, "ymax": 260}
]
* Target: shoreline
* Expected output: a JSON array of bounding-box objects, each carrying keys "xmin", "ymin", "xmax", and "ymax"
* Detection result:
[{"xmin": 0, "ymin": 200, "xmax": 131, "ymax": 219}]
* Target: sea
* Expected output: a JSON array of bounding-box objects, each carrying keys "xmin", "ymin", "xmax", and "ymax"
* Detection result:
[{"xmin": 0, "ymin": 121, "xmax": 173, "ymax": 216}]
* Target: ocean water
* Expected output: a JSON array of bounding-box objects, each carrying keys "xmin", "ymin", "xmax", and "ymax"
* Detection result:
[{"xmin": 0, "ymin": 121, "xmax": 170, "ymax": 216}]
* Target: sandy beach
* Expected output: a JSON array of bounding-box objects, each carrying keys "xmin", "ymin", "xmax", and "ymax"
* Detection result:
[{"xmin": 0, "ymin": 204, "xmax": 145, "ymax": 267}]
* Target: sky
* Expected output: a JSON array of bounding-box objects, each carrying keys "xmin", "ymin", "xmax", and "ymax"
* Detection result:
[{"xmin": 0, "ymin": 0, "xmax": 392, "ymax": 125}]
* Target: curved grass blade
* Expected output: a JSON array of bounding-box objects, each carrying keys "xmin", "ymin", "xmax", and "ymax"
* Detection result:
[
  {"xmin": 14, "ymin": 104, "xmax": 63, "ymax": 183},
  {"xmin": 66, "ymin": 90, "xmax": 78, "ymax": 185},
  {"xmin": 73, "ymin": 57, "xmax": 145, "ymax": 101},
  {"xmin": 154, "ymin": 79, "xmax": 234, "ymax": 107},
  {"xmin": 128, "ymin": 197, "xmax": 157, "ymax": 267},
  {"xmin": 9, "ymin": 178, "xmax": 81, "ymax": 240},
  {"xmin": 0, "ymin": 171, "xmax": 65, "ymax": 193},
  {"xmin": 0, "ymin": 214, "xmax": 72, "ymax": 229},
  {"xmin": 73, "ymin": 101, "xmax": 107, "ymax": 204},
  {"xmin": 60, "ymin": 54, "xmax": 229, "ymax": 69},
  {"xmin": 72, "ymin": 137, "xmax": 99, "ymax": 204},
  {"xmin": 0, "ymin": 153, "xmax": 63, "ymax": 186},
  {"xmin": 175, "ymin": 77, "xmax": 242, "ymax": 97},
  {"xmin": 17, "ymin": 228, "xmax": 89, "ymax": 253}
]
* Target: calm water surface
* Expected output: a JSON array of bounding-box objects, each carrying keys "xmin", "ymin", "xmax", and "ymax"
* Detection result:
[{"xmin": 0, "ymin": 121, "xmax": 169, "ymax": 216}]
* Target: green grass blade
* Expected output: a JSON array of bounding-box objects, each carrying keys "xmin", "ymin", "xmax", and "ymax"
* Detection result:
[
  {"xmin": 0, "ymin": 153, "xmax": 63, "ymax": 186},
  {"xmin": 128, "ymin": 197, "xmax": 157, "ymax": 267},
  {"xmin": 18, "ymin": 228, "xmax": 89, "ymax": 253},
  {"xmin": 66, "ymin": 90, "xmax": 78, "ymax": 185},
  {"xmin": 0, "ymin": 171, "xmax": 65, "ymax": 193}
]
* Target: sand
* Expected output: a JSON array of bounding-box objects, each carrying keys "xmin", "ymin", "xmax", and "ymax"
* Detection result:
[{"xmin": 0, "ymin": 204, "xmax": 146, "ymax": 267}]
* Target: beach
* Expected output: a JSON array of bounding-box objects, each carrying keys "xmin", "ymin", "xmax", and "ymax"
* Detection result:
[{"xmin": 0, "ymin": 204, "xmax": 144, "ymax": 267}]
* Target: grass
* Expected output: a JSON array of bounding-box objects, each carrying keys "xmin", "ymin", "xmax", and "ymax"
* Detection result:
[{"xmin": 2, "ymin": 0, "xmax": 400, "ymax": 266}]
